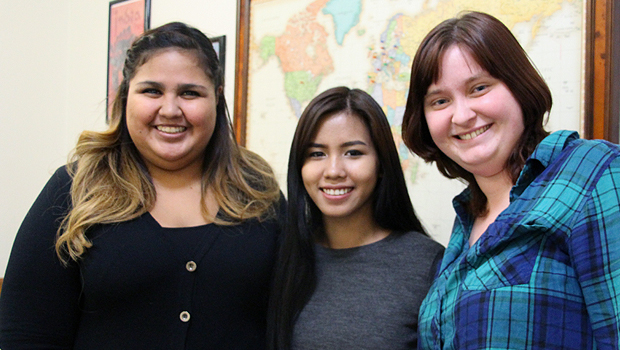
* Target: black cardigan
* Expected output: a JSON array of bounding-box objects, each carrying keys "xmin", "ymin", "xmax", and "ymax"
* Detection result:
[{"xmin": 0, "ymin": 166, "xmax": 283, "ymax": 349}]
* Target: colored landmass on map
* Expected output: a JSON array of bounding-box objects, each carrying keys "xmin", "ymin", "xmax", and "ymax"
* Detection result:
[
  {"xmin": 322, "ymin": 0, "xmax": 362, "ymax": 45},
  {"xmin": 258, "ymin": 0, "xmax": 333, "ymax": 115},
  {"xmin": 257, "ymin": 0, "xmax": 570, "ymax": 120}
]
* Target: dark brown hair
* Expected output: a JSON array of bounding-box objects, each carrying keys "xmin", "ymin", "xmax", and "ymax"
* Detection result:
[{"xmin": 402, "ymin": 11, "xmax": 551, "ymax": 216}]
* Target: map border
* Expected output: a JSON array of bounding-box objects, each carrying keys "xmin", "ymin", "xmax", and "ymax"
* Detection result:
[{"xmin": 584, "ymin": 0, "xmax": 620, "ymax": 142}]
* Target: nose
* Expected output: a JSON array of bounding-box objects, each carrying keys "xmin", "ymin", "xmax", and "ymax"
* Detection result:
[
  {"xmin": 159, "ymin": 94, "xmax": 182, "ymax": 118},
  {"xmin": 324, "ymin": 156, "xmax": 346, "ymax": 180},
  {"xmin": 451, "ymin": 97, "xmax": 476, "ymax": 126}
]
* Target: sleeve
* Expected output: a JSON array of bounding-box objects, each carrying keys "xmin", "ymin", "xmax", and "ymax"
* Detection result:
[
  {"xmin": 571, "ymin": 156, "xmax": 620, "ymax": 349},
  {"xmin": 0, "ymin": 166, "xmax": 82, "ymax": 349}
]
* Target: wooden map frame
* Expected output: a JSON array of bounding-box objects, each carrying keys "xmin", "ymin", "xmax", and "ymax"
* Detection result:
[
  {"xmin": 234, "ymin": 0, "xmax": 620, "ymax": 145},
  {"xmin": 585, "ymin": 0, "xmax": 620, "ymax": 142}
]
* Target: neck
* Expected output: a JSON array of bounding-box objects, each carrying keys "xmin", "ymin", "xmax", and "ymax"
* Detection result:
[
  {"xmin": 469, "ymin": 170, "xmax": 514, "ymax": 245},
  {"xmin": 147, "ymin": 161, "xmax": 218, "ymax": 227},
  {"xmin": 474, "ymin": 169, "xmax": 514, "ymax": 213},
  {"xmin": 147, "ymin": 161, "xmax": 204, "ymax": 189},
  {"xmin": 321, "ymin": 207, "xmax": 390, "ymax": 249}
]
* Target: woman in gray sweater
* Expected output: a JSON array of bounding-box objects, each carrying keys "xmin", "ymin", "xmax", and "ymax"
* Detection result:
[{"xmin": 268, "ymin": 86, "xmax": 444, "ymax": 350}]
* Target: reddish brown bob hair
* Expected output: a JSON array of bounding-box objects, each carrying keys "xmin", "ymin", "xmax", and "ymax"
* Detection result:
[{"xmin": 402, "ymin": 11, "xmax": 552, "ymax": 216}]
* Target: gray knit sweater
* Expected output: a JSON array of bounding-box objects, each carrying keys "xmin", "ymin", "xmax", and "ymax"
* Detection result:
[{"xmin": 292, "ymin": 231, "xmax": 444, "ymax": 350}]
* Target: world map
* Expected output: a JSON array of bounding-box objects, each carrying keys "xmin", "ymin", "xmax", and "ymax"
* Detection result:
[{"xmin": 246, "ymin": 0, "xmax": 583, "ymax": 244}]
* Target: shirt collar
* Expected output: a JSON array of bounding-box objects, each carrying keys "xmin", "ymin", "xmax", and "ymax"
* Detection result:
[
  {"xmin": 512, "ymin": 130, "xmax": 579, "ymax": 198},
  {"xmin": 527, "ymin": 130, "xmax": 579, "ymax": 168}
]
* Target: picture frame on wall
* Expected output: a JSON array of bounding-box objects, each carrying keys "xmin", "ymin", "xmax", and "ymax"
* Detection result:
[
  {"xmin": 107, "ymin": 0, "xmax": 151, "ymax": 120},
  {"xmin": 210, "ymin": 35, "xmax": 227, "ymax": 78}
]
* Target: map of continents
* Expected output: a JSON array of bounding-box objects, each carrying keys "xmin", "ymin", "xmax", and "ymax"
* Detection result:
[{"xmin": 247, "ymin": 0, "xmax": 583, "ymax": 243}]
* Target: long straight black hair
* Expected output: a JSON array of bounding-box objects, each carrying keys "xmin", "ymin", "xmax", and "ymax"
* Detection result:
[{"xmin": 268, "ymin": 86, "xmax": 427, "ymax": 349}]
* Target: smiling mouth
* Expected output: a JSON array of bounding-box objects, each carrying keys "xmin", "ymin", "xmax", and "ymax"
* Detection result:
[
  {"xmin": 458, "ymin": 125, "xmax": 490, "ymax": 140},
  {"xmin": 156, "ymin": 126, "xmax": 187, "ymax": 134},
  {"xmin": 321, "ymin": 188, "xmax": 352, "ymax": 196}
]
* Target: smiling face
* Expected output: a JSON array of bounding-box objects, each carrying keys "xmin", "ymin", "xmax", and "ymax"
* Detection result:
[
  {"xmin": 126, "ymin": 48, "xmax": 218, "ymax": 173},
  {"xmin": 423, "ymin": 45, "xmax": 524, "ymax": 180},
  {"xmin": 301, "ymin": 112, "xmax": 379, "ymax": 223}
]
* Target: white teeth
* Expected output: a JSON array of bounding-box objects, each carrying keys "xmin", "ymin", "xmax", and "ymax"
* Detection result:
[
  {"xmin": 459, "ymin": 125, "xmax": 490, "ymax": 140},
  {"xmin": 322, "ymin": 188, "xmax": 352, "ymax": 196},
  {"xmin": 157, "ymin": 126, "xmax": 186, "ymax": 133}
]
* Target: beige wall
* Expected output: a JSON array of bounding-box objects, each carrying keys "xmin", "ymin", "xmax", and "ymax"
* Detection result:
[{"xmin": 0, "ymin": 1, "xmax": 238, "ymax": 277}]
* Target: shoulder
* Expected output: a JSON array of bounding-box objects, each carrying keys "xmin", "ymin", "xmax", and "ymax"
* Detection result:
[
  {"xmin": 13, "ymin": 165, "xmax": 74, "ymax": 249},
  {"xmin": 39, "ymin": 165, "xmax": 73, "ymax": 208},
  {"xmin": 531, "ymin": 131, "xmax": 620, "ymax": 189},
  {"xmin": 537, "ymin": 130, "xmax": 620, "ymax": 169},
  {"xmin": 555, "ymin": 133, "xmax": 620, "ymax": 186},
  {"xmin": 390, "ymin": 231, "xmax": 445, "ymax": 261},
  {"xmin": 565, "ymin": 134, "xmax": 620, "ymax": 162},
  {"xmin": 52, "ymin": 164, "xmax": 73, "ymax": 184},
  {"xmin": 400, "ymin": 230, "xmax": 445, "ymax": 248},
  {"xmin": 385, "ymin": 232, "xmax": 445, "ymax": 284},
  {"xmin": 525, "ymin": 132, "xmax": 620, "ymax": 228}
]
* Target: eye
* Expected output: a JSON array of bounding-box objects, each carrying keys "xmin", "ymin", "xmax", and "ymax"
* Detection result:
[
  {"xmin": 181, "ymin": 90, "xmax": 201, "ymax": 98},
  {"xmin": 141, "ymin": 88, "xmax": 162, "ymax": 95},
  {"xmin": 433, "ymin": 98, "xmax": 448, "ymax": 106},
  {"xmin": 307, "ymin": 150, "xmax": 325, "ymax": 158},
  {"xmin": 426, "ymin": 97, "xmax": 449, "ymax": 110},
  {"xmin": 345, "ymin": 149, "xmax": 363, "ymax": 156},
  {"xmin": 472, "ymin": 84, "xmax": 488, "ymax": 94}
]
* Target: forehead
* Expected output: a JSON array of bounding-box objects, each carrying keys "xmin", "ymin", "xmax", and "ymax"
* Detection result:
[
  {"xmin": 312, "ymin": 112, "xmax": 371, "ymax": 141},
  {"xmin": 141, "ymin": 48, "xmax": 199, "ymax": 67},
  {"xmin": 435, "ymin": 45, "xmax": 485, "ymax": 81},
  {"xmin": 136, "ymin": 48, "xmax": 210, "ymax": 76},
  {"xmin": 132, "ymin": 48, "xmax": 214, "ymax": 84}
]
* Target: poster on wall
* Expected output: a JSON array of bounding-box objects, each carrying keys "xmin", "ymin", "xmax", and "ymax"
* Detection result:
[
  {"xmin": 107, "ymin": 0, "xmax": 151, "ymax": 120},
  {"xmin": 235, "ymin": 0, "xmax": 585, "ymax": 244},
  {"xmin": 210, "ymin": 35, "xmax": 227, "ymax": 78}
]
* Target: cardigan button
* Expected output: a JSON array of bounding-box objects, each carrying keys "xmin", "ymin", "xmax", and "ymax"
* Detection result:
[
  {"xmin": 180, "ymin": 311, "xmax": 191, "ymax": 322},
  {"xmin": 186, "ymin": 261, "xmax": 197, "ymax": 272}
]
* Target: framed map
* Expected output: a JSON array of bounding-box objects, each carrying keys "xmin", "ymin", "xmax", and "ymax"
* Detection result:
[{"xmin": 234, "ymin": 0, "xmax": 599, "ymax": 243}]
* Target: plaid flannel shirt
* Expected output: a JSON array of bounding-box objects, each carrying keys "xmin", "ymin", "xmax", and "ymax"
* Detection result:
[{"xmin": 418, "ymin": 130, "xmax": 620, "ymax": 349}]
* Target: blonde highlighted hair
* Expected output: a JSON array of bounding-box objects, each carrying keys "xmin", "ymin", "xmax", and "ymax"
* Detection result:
[{"xmin": 56, "ymin": 22, "xmax": 280, "ymax": 264}]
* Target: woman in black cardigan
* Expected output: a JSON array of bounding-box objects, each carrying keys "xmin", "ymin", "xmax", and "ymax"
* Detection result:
[{"xmin": 0, "ymin": 22, "xmax": 283, "ymax": 349}]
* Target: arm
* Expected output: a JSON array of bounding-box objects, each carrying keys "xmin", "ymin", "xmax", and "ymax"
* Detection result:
[
  {"xmin": 0, "ymin": 166, "xmax": 81, "ymax": 349},
  {"xmin": 571, "ymin": 156, "xmax": 620, "ymax": 349}
]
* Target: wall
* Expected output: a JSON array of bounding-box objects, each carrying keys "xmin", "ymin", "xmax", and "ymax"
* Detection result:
[{"xmin": 0, "ymin": 0, "xmax": 238, "ymax": 277}]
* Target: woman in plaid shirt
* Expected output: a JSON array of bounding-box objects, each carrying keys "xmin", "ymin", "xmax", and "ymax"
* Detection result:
[{"xmin": 403, "ymin": 11, "xmax": 620, "ymax": 350}]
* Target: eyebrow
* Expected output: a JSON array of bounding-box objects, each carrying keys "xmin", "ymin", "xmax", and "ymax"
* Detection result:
[
  {"xmin": 308, "ymin": 140, "xmax": 368, "ymax": 148},
  {"xmin": 425, "ymin": 88, "xmax": 442, "ymax": 99},
  {"xmin": 425, "ymin": 72, "xmax": 491, "ymax": 98},
  {"xmin": 178, "ymin": 83, "xmax": 209, "ymax": 91},
  {"xmin": 134, "ymin": 81, "xmax": 164, "ymax": 88},
  {"xmin": 134, "ymin": 81, "xmax": 209, "ymax": 91}
]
